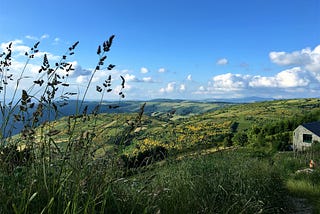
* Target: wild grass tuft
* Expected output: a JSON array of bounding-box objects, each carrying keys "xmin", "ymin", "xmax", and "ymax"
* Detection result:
[{"xmin": 0, "ymin": 35, "xmax": 129, "ymax": 213}]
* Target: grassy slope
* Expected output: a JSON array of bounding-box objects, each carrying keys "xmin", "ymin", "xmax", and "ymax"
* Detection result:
[
  {"xmin": 10, "ymin": 97, "xmax": 319, "ymax": 160},
  {"xmin": 36, "ymin": 98, "xmax": 320, "ymax": 144},
  {"xmin": 3, "ymin": 98, "xmax": 320, "ymax": 213}
]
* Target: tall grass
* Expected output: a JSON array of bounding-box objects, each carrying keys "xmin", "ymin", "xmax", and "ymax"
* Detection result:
[
  {"xmin": 93, "ymin": 149, "xmax": 291, "ymax": 213},
  {"xmin": 0, "ymin": 35, "xmax": 129, "ymax": 213}
]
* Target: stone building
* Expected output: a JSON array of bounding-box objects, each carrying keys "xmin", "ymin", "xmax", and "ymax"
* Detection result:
[{"xmin": 293, "ymin": 121, "xmax": 320, "ymax": 151}]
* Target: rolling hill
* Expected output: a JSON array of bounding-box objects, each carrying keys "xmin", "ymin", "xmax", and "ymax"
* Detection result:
[{"xmin": 12, "ymin": 98, "xmax": 320, "ymax": 157}]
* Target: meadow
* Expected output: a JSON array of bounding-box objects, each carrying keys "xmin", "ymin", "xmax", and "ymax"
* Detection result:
[{"xmin": 1, "ymin": 37, "xmax": 320, "ymax": 213}]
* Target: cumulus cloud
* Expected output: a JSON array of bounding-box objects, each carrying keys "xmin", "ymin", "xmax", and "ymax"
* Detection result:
[
  {"xmin": 269, "ymin": 45, "xmax": 320, "ymax": 70},
  {"xmin": 122, "ymin": 74, "xmax": 155, "ymax": 83},
  {"xmin": 114, "ymin": 83, "xmax": 132, "ymax": 93},
  {"xmin": 267, "ymin": 45, "xmax": 320, "ymax": 87},
  {"xmin": 249, "ymin": 76, "xmax": 276, "ymax": 88},
  {"xmin": 216, "ymin": 58, "xmax": 228, "ymax": 65},
  {"xmin": 194, "ymin": 65, "xmax": 318, "ymax": 99},
  {"xmin": 212, "ymin": 73, "xmax": 249, "ymax": 90},
  {"xmin": 142, "ymin": 77, "xmax": 154, "ymax": 82},
  {"xmin": 199, "ymin": 86, "xmax": 205, "ymax": 91},
  {"xmin": 0, "ymin": 39, "xmax": 143, "ymax": 100},
  {"xmin": 34, "ymin": 51, "xmax": 60, "ymax": 61},
  {"xmin": 158, "ymin": 68, "xmax": 166, "ymax": 73},
  {"xmin": 25, "ymin": 34, "xmax": 49, "ymax": 41},
  {"xmin": 1, "ymin": 40, "xmax": 29, "ymax": 56},
  {"xmin": 160, "ymin": 82, "xmax": 176, "ymax": 93},
  {"xmin": 305, "ymin": 45, "xmax": 320, "ymax": 73},
  {"xmin": 1, "ymin": 39, "xmax": 61, "ymax": 61},
  {"xmin": 76, "ymin": 75, "xmax": 88, "ymax": 84},
  {"xmin": 71, "ymin": 62, "xmax": 91, "ymax": 77},
  {"xmin": 275, "ymin": 67, "xmax": 310, "ymax": 88},
  {"xmin": 193, "ymin": 45, "xmax": 320, "ymax": 98},
  {"xmin": 40, "ymin": 34, "xmax": 49, "ymax": 40},
  {"xmin": 124, "ymin": 74, "xmax": 138, "ymax": 82},
  {"xmin": 140, "ymin": 67, "xmax": 149, "ymax": 74},
  {"xmin": 249, "ymin": 67, "xmax": 311, "ymax": 88},
  {"xmin": 25, "ymin": 35, "xmax": 38, "ymax": 40},
  {"xmin": 269, "ymin": 51, "xmax": 311, "ymax": 66},
  {"xmin": 180, "ymin": 84, "xmax": 186, "ymax": 91}
]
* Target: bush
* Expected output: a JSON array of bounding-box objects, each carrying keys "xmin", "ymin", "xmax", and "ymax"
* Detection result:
[{"xmin": 121, "ymin": 145, "xmax": 167, "ymax": 168}]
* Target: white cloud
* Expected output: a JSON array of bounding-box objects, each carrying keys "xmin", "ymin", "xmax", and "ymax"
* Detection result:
[
  {"xmin": 76, "ymin": 75, "xmax": 88, "ymax": 84},
  {"xmin": 142, "ymin": 77, "xmax": 153, "ymax": 82},
  {"xmin": 249, "ymin": 67, "xmax": 311, "ymax": 88},
  {"xmin": 199, "ymin": 86, "xmax": 205, "ymax": 91},
  {"xmin": 140, "ymin": 67, "xmax": 149, "ymax": 74},
  {"xmin": 249, "ymin": 76, "xmax": 276, "ymax": 88},
  {"xmin": 1, "ymin": 40, "xmax": 61, "ymax": 61},
  {"xmin": 213, "ymin": 73, "xmax": 248, "ymax": 90},
  {"xmin": 25, "ymin": 35, "xmax": 38, "ymax": 40},
  {"xmin": 0, "ymin": 39, "xmax": 147, "ymax": 100},
  {"xmin": 216, "ymin": 58, "xmax": 228, "ymax": 65},
  {"xmin": 275, "ymin": 67, "xmax": 310, "ymax": 88},
  {"xmin": 1, "ymin": 40, "xmax": 29, "ymax": 56},
  {"xmin": 34, "ymin": 51, "xmax": 60, "ymax": 61},
  {"xmin": 158, "ymin": 68, "xmax": 166, "ymax": 73},
  {"xmin": 269, "ymin": 45, "xmax": 320, "ymax": 70},
  {"xmin": 71, "ymin": 62, "xmax": 90, "ymax": 77},
  {"xmin": 180, "ymin": 84, "xmax": 186, "ymax": 91},
  {"xmin": 305, "ymin": 45, "xmax": 320, "ymax": 73},
  {"xmin": 187, "ymin": 74, "xmax": 192, "ymax": 81},
  {"xmin": 92, "ymin": 70, "xmax": 112, "ymax": 83},
  {"xmin": 25, "ymin": 34, "xmax": 49, "ymax": 41},
  {"xmin": 114, "ymin": 83, "xmax": 132, "ymax": 93},
  {"xmin": 166, "ymin": 82, "xmax": 175, "ymax": 92},
  {"xmin": 123, "ymin": 74, "xmax": 137, "ymax": 82},
  {"xmin": 269, "ymin": 50, "xmax": 311, "ymax": 66},
  {"xmin": 122, "ymin": 74, "xmax": 155, "ymax": 83},
  {"xmin": 160, "ymin": 82, "xmax": 176, "ymax": 93},
  {"xmin": 194, "ymin": 65, "xmax": 317, "ymax": 99},
  {"xmin": 40, "ymin": 34, "xmax": 49, "ymax": 40},
  {"xmin": 197, "ymin": 45, "xmax": 320, "ymax": 97}
]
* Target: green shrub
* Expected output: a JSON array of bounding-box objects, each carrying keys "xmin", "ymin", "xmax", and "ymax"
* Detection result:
[{"xmin": 121, "ymin": 145, "xmax": 167, "ymax": 168}]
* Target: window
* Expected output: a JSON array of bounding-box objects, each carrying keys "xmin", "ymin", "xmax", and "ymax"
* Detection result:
[{"xmin": 303, "ymin": 134, "xmax": 312, "ymax": 143}]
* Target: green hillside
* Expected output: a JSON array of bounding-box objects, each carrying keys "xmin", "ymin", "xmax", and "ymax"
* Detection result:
[
  {"xmin": 2, "ymin": 98, "xmax": 320, "ymax": 213},
  {"xmin": 12, "ymin": 98, "xmax": 320, "ymax": 160},
  {"xmin": 23, "ymin": 99, "xmax": 320, "ymax": 151}
]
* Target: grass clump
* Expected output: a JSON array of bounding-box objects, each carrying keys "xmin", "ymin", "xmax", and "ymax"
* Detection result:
[
  {"xmin": 0, "ymin": 35, "xmax": 129, "ymax": 213},
  {"xmin": 102, "ymin": 149, "xmax": 291, "ymax": 213}
]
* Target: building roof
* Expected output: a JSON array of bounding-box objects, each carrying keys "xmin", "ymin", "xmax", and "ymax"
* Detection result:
[{"xmin": 301, "ymin": 121, "xmax": 320, "ymax": 137}]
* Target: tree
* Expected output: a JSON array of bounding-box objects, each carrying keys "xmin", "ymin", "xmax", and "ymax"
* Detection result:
[
  {"xmin": 223, "ymin": 133, "xmax": 233, "ymax": 148},
  {"xmin": 232, "ymin": 132, "xmax": 248, "ymax": 147}
]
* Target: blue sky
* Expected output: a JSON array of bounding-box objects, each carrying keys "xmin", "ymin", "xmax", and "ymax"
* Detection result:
[{"xmin": 1, "ymin": 0, "xmax": 319, "ymax": 100}]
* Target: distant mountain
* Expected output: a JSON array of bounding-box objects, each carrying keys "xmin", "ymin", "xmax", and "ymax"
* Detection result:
[{"xmin": 203, "ymin": 96, "xmax": 274, "ymax": 103}]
